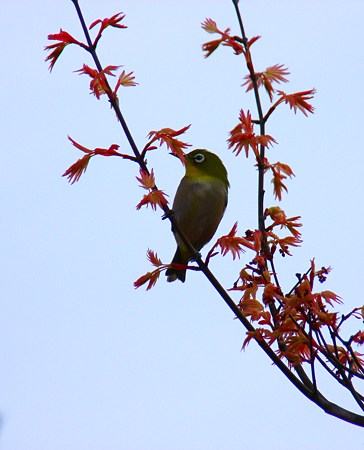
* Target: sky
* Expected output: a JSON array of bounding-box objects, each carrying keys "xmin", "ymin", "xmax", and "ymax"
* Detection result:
[{"xmin": 1, "ymin": 1, "xmax": 364, "ymax": 449}]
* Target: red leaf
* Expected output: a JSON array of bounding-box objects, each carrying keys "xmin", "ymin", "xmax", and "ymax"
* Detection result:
[
  {"xmin": 89, "ymin": 12, "xmax": 127, "ymax": 31},
  {"xmin": 146, "ymin": 125, "xmax": 191, "ymax": 163},
  {"xmin": 202, "ymin": 38, "xmax": 224, "ymax": 58},
  {"xmin": 216, "ymin": 222, "xmax": 246, "ymax": 260},
  {"xmin": 147, "ymin": 249, "xmax": 163, "ymax": 267},
  {"xmin": 90, "ymin": 12, "xmax": 127, "ymax": 47},
  {"xmin": 223, "ymin": 38, "xmax": 245, "ymax": 55},
  {"xmin": 136, "ymin": 190, "xmax": 169, "ymax": 211},
  {"xmin": 75, "ymin": 64, "xmax": 117, "ymax": 99},
  {"xmin": 246, "ymin": 35, "xmax": 261, "ymax": 49},
  {"xmin": 114, "ymin": 70, "xmax": 138, "ymax": 94},
  {"xmin": 62, "ymin": 154, "xmax": 92, "ymax": 184},
  {"xmin": 134, "ymin": 270, "xmax": 161, "ymax": 290},
  {"xmin": 320, "ymin": 290, "xmax": 343, "ymax": 306},
  {"xmin": 277, "ymin": 89, "xmax": 316, "ymax": 116},
  {"xmin": 68, "ymin": 136, "xmax": 92, "ymax": 153},
  {"xmin": 103, "ymin": 65, "xmax": 122, "ymax": 76},
  {"xmin": 265, "ymin": 64, "xmax": 290, "ymax": 84},
  {"xmin": 227, "ymin": 110, "xmax": 256, "ymax": 157},
  {"xmin": 228, "ymin": 110, "xmax": 276, "ymax": 158},
  {"xmin": 134, "ymin": 248, "xmax": 167, "ymax": 290},
  {"xmin": 45, "ymin": 29, "xmax": 85, "ymax": 71},
  {"xmin": 201, "ymin": 18, "xmax": 219, "ymax": 34},
  {"xmin": 256, "ymin": 135, "xmax": 277, "ymax": 148},
  {"xmin": 243, "ymin": 64, "xmax": 289, "ymax": 102},
  {"xmin": 64, "ymin": 137, "xmax": 124, "ymax": 184},
  {"xmin": 136, "ymin": 169, "xmax": 156, "ymax": 190}
]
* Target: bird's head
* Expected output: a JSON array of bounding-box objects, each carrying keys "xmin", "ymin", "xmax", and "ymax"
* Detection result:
[{"xmin": 184, "ymin": 149, "xmax": 229, "ymax": 187}]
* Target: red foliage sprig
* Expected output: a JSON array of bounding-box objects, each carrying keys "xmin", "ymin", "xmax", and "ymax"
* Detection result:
[
  {"xmin": 201, "ymin": 18, "xmax": 260, "ymax": 58},
  {"xmin": 243, "ymin": 64, "xmax": 290, "ymax": 102},
  {"xmin": 45, "ymin": 30, "xmax": 88, "ymax": 71},
  {"xmin": 134, "ymin": 250, "xmax": 168, "ymax": 290},
  {"xmin": 143, "ymin": 125, "xmax": 192, "ymax": 163},
  {"xmin": 89, "ymin": 12, "xmax": 127, "ymax": 47},
  {"xmin": 135, "ymin": 169, "xmax": 169, "ymax": 211},
  {"xmin": 62, "ymin": 136, "xmax": 134, "ymax": 184},
  {"xmin": 228, "ymin": 110, "xmax": 277, "ymax": 158}
]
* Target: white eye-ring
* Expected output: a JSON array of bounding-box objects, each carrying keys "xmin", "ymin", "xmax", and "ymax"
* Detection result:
[{"xmin": 194, "ymin": 153, "xmax": 205, "ymax": 163}]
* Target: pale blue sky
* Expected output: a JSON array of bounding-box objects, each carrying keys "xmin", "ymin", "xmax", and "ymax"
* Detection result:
[{"xmin": 1, "ymin": 1, "xmax": 364, "ymax": 449}]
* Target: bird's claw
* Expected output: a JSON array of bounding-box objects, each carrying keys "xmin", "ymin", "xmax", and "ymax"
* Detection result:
[
  {"xmin": 162, "ymin": 209, "xmax": 175, "ymax": 220},
  {"xmin": 188, "ymin": 251, "xmax": 202, "ymax": 263}
]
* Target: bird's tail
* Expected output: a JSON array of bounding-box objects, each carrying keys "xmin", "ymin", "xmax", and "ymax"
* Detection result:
[{"xmin": 166, "ymin": 247, "xmax": 187, "ymax": 283}]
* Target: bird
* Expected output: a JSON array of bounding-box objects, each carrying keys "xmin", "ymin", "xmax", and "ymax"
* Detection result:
[{"xmin": 166, "ymin": 149, "xmax": 229, "ymax": 282}]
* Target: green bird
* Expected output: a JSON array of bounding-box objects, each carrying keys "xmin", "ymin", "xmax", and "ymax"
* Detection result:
[{"xmin": 166, "ymin": 149, "xmax": 229, "ymax": 282}]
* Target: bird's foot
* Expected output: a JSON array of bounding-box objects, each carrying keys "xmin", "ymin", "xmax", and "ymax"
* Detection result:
[
  {"xmin": 188, "ymin": 251, "xmax": 202, "ymax": 263},
  {"xmin": 162, "ymin": 209, "xmax": 175, "ymax": 220}
]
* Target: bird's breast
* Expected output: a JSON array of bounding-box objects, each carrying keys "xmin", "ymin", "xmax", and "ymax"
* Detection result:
[{"xmin": 172, "ymin": 176, "xmax": 228, "ymax": 251}]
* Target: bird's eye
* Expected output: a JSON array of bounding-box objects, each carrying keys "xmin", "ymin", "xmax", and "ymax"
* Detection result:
[{"xmin": 194, "ymin": 153, "xmax": 205, "ymax": 163}]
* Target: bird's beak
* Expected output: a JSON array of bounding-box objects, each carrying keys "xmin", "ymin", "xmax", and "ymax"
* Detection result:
[
  {"xmin": 169, "ymin": 152, "xmax": 186, "ymax": 159},
  {"xmin": 170, "ymin": 152, "xmax": 187, "ymax": 165}
]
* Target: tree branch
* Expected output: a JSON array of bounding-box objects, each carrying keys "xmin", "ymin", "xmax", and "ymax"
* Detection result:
[{"xmin": 65, "ymin": 0, "xmax": 364, "ymax": 427}]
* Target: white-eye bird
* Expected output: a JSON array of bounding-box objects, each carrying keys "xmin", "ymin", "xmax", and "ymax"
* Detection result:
[{"xmin": 166, "ymin": 149, "xmax": 229, "ymax": 282}]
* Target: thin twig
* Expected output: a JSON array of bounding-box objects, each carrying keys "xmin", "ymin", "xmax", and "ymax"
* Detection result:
[
  {"xmin": 308, "ymin": 314, "xmax": 317, "ymax": 391},
  {"xmin": 70, "ymin": 0, "xmax": 145, "ymax": 168}
]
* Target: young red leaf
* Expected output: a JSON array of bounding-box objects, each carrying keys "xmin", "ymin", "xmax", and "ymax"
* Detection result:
[
  {"xmin": 265, "ymin": 64, "xmax": 290, "ymax": 84},
  {"xmin": 245, "ymin": 35, "xmax": 261, "ymax": 50},
  {"xmin": 201, "ymin": 19, "xmax": 233, "ymax": 57},
  {"xmin": 62, "ymin": 154, "xmax": 92, "ymax": 184},
  {"xmin": 201, "ymin": 18, "xmax": 219, "ymax": 34},
  {"xmin": 75, "ymin": 64, "xmax": 120, "ymax": 98},
  {"xmin": 263, "ymin": 283, "xmax": 282, "ymax": 305},
  {"xmin": 89, "ymin": 12, "xmax": 127, "ymax": 31},
  {"xmin": 45, "ymin": 29, "xmax": 86, "ymax": 71},
  {"xmin": 223, "ymin": 38, "xmax": 245, "ymax": 56},
  {"xmin": 136, "ymin": 190, "xmax": 169, "ymax": 211},
  {"xmin": 103, "ymin": 65, "xmax": 122, "ymax": 76},
  {"xmin": 228, "ymin": 110, "xmax": 276, "ymax": 158},
  {"xmin": 68, "ymin": 136, "xmax": 92, "ymax": 154},
  {"xmin": 276, "ymin": 236, "xmax": 302, "ymax": 256},
  {"xmin": 274, "ymin": 162, "xmax": 294, "ymax": 177},
  {"xmin": 268, "ymin": 162, "xmax": 294, "ymax": 200},
  {"xmin": 68, "ymin": 136, "xmax": 122, "ymax": 158},
  {"xmin": 146, "ymin": 249, "xmax": 163, "ymax": 267},
  {"xmin": 319, "ymin": 290, "xmax": 343, "ymax": 306},
  {"xmin": 146, "ymin": 125, "xmax": 191, "ymax": 163},
  {"xmin": 239, "ymin": 298, "xmax": 264, "ymax": 321},
  {"xmin": 134, "ymin": 249, "xmax": 169, "ymax": 290},
  {"xmin": 114, "ymin": 70, "xmax": 138, "ymax": 94},
  {"xmin": 243, "ymin": 64, "xmax": 289, "ymax": 101},
  {"xmin": 136, "ymin": 169, "xmax": 156, "ymax": 190},
  {"xmin": 216, "ymin": 222, "xmax": 246, "ymax": 260},
  {"xmin": 64, "ymin": 137, "xmax": 127, "ymax": 184},
  {"xmin": 202, "ymin": 38, "xmax": 225, "ymax": 58},
  {"xmin": 271, "ymin": 172, "xmax": 288, "ymax": 201},
  {"xmin": 90, "ymin": 12, "xmax": 127, "ymax": 47},
  {"xmin": 277, "ymin": 89, "xmax": 316, "ymax": 116},
  {"xmin": 256, "ymin": 135, "xmax": 277, "ymax": 148},
  {"xmin": 134, "ymin": 269, "xmax": 161, "ymax": 291},
  {"xmin": 242, "ymin": 329, "xmax": 267, "ymax": 350},
  {"xmin": 228, "ymin": 110, "xmax": 256, "ymax": 157}
]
